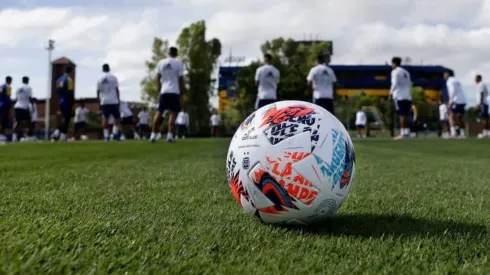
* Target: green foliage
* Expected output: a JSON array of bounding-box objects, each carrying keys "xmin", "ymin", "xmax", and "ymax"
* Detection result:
[
  {"xmin": 141, "ymin": 38, "xmax": 169, "ymax": 103},
  {"xmin": 221, "ymin": 99, "xmax": 243, "ymax": 133},
  {"xmin": 177, "ymin": 20, "xmax": 221, "ymax": 134}
]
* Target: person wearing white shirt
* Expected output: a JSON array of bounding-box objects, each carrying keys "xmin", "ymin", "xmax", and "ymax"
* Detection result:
[
  {"xmin": 97, "ymin": 63, "xmax": 122, "ymax": 141},
  {"xmin": 13, "ymin": 76, "xmax": 32, "ymax": 142},
  {"xmin": 137, "ymin": 107, "xmax": 150, "ymax": 139},
  {"xmin": 389, "ymin": 57, "xmax": 412, "ymax": 140},
  {"xmin": 355, "ymin": 107, "xmax": 367, "ymax": 138},
  {"xmin": 475, "ymin": 74, "xmax": 489, "ymax": 138},
  {"xmin": 438, "ymin": 101, "xmax": 449, "ymax": 139},
  {"xmin": 254, "ymin": 54, "xmax": 280, "ymax": 110},
  {"xmin": 175, "ymin": 110, "xmax": 189, "ymax": 139},
  {"xmin": 151, "ymin": 47, "xmax": 185, "ymax": 143},
  {"xmin": 73, "ymin": 102, "xmax": 89, "ymax": 140},
  {"xmin": 307, "ymin": 55, "xmax": 337, "ymax": 115},
  {"xmin": 210, "ymin": 111, "xmax": 221, "ymax": 137},
  {"xmin": 120, "ymin": 101, "xmax": 140, "ymax": 140},
  {"xmin": 444, "ymin": 70, "xmax": 467, "ymax": 138}
]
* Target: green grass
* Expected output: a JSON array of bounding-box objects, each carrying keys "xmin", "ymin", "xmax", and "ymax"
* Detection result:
[{"xmin": 1, "ymin": 139, "xmax": 490, "ymax": 274}]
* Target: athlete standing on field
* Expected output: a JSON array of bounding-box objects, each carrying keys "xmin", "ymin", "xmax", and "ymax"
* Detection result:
[
  {"xmin": 438, "ymin": 100, "xmax": 449, "ymax": 139},
  {"xmin": 97, "ymin": 63, "xmax": 122, "ymax": 142},
  {"xmin": 444, "ymin": 70, "xmax": 467, "ymax": 139},
  {"xmin": 475, "ymin": 74, "xmax": 489, "ymax": 138},
  {"xmin": 51, "ymin": 67, "xmax": 74, "ymax": 142},
  {"xmin": 0, "ymin": 76, "xmax": 13, "ymax": 144},
  {"xmin": 389, "ymin": 57, "xmax": 413, "ymax": 140},
  {"xmin": 150, "ymin": 47, "xmax": 185, "ymax": 143},
  {"xmin": 13, "ymin": 76, "xmax": 32, "ymax": 142},
  {"xmin": 307, "ymin": 55, "xmax": 337, "ymax": 115},
  {"xmin": 254, "ymin": 54, "xmax": 280, "ymax": 110}
]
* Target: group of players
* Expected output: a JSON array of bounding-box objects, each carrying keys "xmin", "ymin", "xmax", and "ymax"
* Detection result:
[
  {"xmin": 254, "ymin": 54, "xmax": 489, "ymax": 140},
  {"xmin": 1, "ymin": 46, "xmax": 488, "ymax": 143}
]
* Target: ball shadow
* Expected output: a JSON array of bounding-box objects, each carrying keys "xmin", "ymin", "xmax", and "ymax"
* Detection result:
[{"xmin": 280, "ymin": 214, "xmax": 488, "ymax": 238}]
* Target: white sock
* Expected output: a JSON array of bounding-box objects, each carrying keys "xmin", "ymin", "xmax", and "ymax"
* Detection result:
[
  {"xmin": 460, "ymin": 129, "xmax": 465, "ymax": 136},
  {"xmin": 60, "ymin": 133, "xmax": 67, "ymax": 141},
  {"xmin": 167, "ymin": 132, "xmax": 174, "ymax": 140},
  {"xmin": 483, "ymin": 130, "xmax": 488, "ymax": 137},
  {"xmin": 113, "ymin": 126, "xmax": 119, "ymax": 135},
  {"xmin": 150, "ymin": 132, "xmax": 156, "ymax": 140},
  {"xmin": 0, "ymin": 134, "xmax": 6, "ymax": 141},
  {"xmin": 12, "ymin": 133, "xmax": 17, "ymax": 141},
  {"xmin": 450, "ymin": 127, "xmax": 457, "ymax": 136}
]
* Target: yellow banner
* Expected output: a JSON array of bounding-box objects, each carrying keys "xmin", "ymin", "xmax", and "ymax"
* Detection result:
[{"xmin": 336, "ymin": 89, "xmax": 390, "ymax": 97}]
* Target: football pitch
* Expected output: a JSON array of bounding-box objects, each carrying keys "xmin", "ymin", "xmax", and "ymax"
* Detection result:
[{"xmin": 1, "ymin": 139, "xmax": 489, "ymax": 274}]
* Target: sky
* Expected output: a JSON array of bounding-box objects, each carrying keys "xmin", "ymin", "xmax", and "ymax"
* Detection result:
[{"xmin": 1, "ymin": 0, "xmax": 490, "ymax": 105}]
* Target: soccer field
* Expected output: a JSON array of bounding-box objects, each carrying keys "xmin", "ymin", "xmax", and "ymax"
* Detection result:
[{"xmin": 1, "ymin": 139, "xmax": 489, "ymax": 274}]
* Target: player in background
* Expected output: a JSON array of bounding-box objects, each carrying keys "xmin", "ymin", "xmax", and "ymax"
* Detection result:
[
  {"xmin": 389, "ymin": 57, "xmax": 412, "ymax": 140},
  {"xmin": 210, "ymin": 111, "xmax": 221, "ymax": 137},
  {"xmin": 355, "ymin": 107, "xmax": 367, "ymax": 138},
  {"xmin": 254, "ymin": 54, "xmax": 280, "ymax": 110},
  {"xmin": 137, "ymin": 107, "xmax": 150, "ymax": 139},
  {"xmin": 29, "ymin": 98, "xmax": 38, "ymax": 140},
  {"xmin": 120, "ymin": 101, "xmax": 140, "ymax": 140},
  {"xmin": 51, "ymin": 67, "xmax": 74, "ymax": 142},
  {"xmin": 438, "ymin": 100, "xmax": 449, "ymax": 139},
  {"xmin": 150, "ymin": 47, "xmax": 185, "ymax": 143},
  {"xmin": 97, "ymin": 64, "xmax": 122, "ymax": 141},
  {"xmin": 0, "ymin": 76, "xmax": 13, "ymax": 144},
  {"xmin": 175, "ymin": 109, "xmax": 189, "ymax": 139},
  {"xmin": 307, "ymin": 55, "xmax": 337, "ymax": 115},
  {"xmin": 444, "ymin": 70, "xmax": 467, "ymax": 138},
  {"xmin": 13, "ymin": 76, "xmax": 32, "ymax": 142},
  {"xmin": 73, "ymin": 102, "xmax": 89, "ymax": 140},
  {"xmin": 475, "ymin": 74, "xmax": 489, "ymax": 138}
]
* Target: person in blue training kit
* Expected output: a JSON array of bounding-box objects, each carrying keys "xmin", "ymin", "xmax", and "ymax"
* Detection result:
[
  {"xmin": 51, "ymin": 67, "xmax": 75, "ymax": 142},
  {"xmin": 0, "ymin": 76, "xmax": 13, "ymax": 144}
]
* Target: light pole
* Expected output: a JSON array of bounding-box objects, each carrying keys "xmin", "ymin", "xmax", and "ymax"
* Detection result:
[{"xmin": 45, "ymin": 39, "xmax": 54, "ymax": 141}]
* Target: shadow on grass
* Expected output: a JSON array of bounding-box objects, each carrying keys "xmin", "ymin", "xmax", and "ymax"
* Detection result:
[{"xmin": 281, "ymin": 214, "xmax": 488, "ymax": 238}]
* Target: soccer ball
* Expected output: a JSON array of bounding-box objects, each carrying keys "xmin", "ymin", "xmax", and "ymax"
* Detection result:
[{"xmin": 226, "ymin": 100, "xmax": 356, "ymax": 225}]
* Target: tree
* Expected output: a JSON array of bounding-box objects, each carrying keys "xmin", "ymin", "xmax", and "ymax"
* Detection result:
[
  {"xmin": 141, "ymin": 38, "xmax": 169, "ymax": 102},
  {"xmin": 177, "ymin": 20, "xmax": 221, "ymax": 134}
]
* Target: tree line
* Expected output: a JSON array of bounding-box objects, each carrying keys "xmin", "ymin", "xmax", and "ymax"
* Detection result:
[{"xmin": 141, "ymin": 21, "xmax": 479, "ymax": 136}]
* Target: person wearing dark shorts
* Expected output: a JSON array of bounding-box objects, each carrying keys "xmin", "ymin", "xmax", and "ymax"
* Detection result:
[
  {"xmin": 389, "ymin": 57, "xmax": 413, "ymax": 139},
  {"xmin": 98, "ymin": 63, "xmax": 122, "ymax": 141},
  {"xmin": 355, "ymin": 107, "xmax": 367, "ymax": 138},
  {"xmin": 175, "ymin": 110, "xmax": 189, "ymax": 139},
  {"xmin": 151, "ymin": 46, "xmax": 185, "ymax": 143},
  {"xmin": 0, "ymin": 76, "xmax": 13, "ymax": 143},
  {"xmin": 445, "ymin": 70, "xmax": 467, "ymax": 138},
  {"xmin": 254, "ymin": 54, "xmax": 280, "ymax": 110},
  {"xmin": 307, "ymin": 55, "xmax": 337, "ymax": 115},
  {"xmin": 51, "ymin": 67, "xmax": 74, "ymax": 142},
  {"xmin": 73, "ymin": 102, "xmax": 89, "ymax": 140},
  {"xmin": 475, "ymin": 74, "xmax": 489, "ymax": 138}
]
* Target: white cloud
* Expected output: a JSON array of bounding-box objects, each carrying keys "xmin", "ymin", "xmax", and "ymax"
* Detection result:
[{"xmin": 1, "ymin": 0, "xmax": 490, "ymax": 104}]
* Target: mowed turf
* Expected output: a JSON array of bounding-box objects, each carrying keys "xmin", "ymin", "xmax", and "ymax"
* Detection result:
[{"xmin": 1, "ymin": 139, "xmax": 490, "ymax": 274}]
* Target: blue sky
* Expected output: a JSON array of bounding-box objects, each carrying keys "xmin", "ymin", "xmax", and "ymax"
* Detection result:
[{"xmin": 0, "ymin": 0, "xmax": 489, "ymax": 105}]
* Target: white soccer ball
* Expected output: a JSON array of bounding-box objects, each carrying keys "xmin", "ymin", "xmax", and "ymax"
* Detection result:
[{"xmin": 226, "ymin": 100, "xmax": 356, "ymax": 225}]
